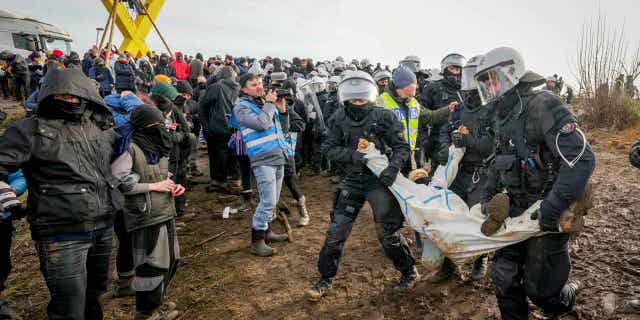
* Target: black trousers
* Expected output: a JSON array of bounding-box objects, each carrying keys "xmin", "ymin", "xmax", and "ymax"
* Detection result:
[
  {"xmin": 0, "ymin": 219, "xmax": 13, "ymax": 293},
  {"xmin": 449, "ymin": 164, "xmax": 487, "ymax": 207},
  {"xmin": 204, "ymin": 132, "xmax": 239, "ymax": 182},
  {"xmin": 237, "ymin": 155, "xmax": 252, "ymax": 192},
  {"xmin": 492, "ymin": 233, "xmax": 574, "ymax": 320},
  {"xmin": 113, "ymin": 211, "xmax": 134, "ymax": 280},
  {"xmin": 317, "ymin": 175, "xmax": 415, "ymax": 280}
]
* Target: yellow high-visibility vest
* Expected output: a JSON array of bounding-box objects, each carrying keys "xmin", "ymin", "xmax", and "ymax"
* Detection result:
[{"xmin": 378, "ymin": 92, "xmax": 421, "ymax": 150}]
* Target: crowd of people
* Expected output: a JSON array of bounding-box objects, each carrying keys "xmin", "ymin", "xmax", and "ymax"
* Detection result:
[{"xmin": 0, "ymin": 42, "xmax": 631, "ymax": 320}]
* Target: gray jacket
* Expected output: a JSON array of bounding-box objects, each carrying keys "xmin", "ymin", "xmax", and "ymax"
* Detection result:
[{"xmin": 233, "ymin": 96, "xmax": 289, "ymax": 167}]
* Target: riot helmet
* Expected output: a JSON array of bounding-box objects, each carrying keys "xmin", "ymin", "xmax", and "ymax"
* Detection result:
[
  {"xmin": 338, "ymin": 71, "xmax": 378, "ymax": 104},
  {"xmin": 400, "ymin": 55, "xmax": 421, "ymax": 73}
]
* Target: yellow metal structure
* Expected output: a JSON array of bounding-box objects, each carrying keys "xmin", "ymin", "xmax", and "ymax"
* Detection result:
[{"xmin": 100, "ymin": 0, "xmax": 165, "ymax": 58}]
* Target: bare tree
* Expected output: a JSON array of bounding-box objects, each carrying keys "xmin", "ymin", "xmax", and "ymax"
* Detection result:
[{"xmin": 572, "ymin": 11, "xmax": 627, "ymax": 99}]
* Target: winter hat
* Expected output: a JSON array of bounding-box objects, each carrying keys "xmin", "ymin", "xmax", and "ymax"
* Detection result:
[
  {"xmin": 93, "ymin": 57, "xmax": 105, "ymax": 66},
  {"xmin": 151, "ymin": 82, "xmax": 179, "ymax": 101},
  {"xmin": 131, "ymin": 104, "xmax": 165, "ymax": 129},
  {"xmin": 221, "ymin": 66, "xmax": 237, "ymax": 81},
  {"xmin": 392, "ymin": 65, "xmax": 417, "ymax": 89},
  {"xmin": 175, "ymin": 80, "xmax": 193, "ymax": 95},
  {"xmin": 154, "ymin": 74, "xmax": 171, "ymax": 84}
]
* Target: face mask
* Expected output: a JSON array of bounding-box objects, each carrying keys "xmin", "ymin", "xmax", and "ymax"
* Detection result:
[
  {"xmin": 461, "ymin": 90, "xmax": 481, "ymax": 109},
  {"xmin": 444, "ymin": 69, "xmax": 461, "ymax": 89},
  {"xmin": 344, "ymin": 102, "xmax": 373, "ymax": 121},
  {"xmin": 45, "ymin": 99, "xmax": 87, "ymax": 120}
]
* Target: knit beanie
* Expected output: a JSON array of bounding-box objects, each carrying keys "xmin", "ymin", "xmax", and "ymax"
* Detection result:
[{"xmin": 392, "ymin": 65, "xmax": 417, "ymax": 89}]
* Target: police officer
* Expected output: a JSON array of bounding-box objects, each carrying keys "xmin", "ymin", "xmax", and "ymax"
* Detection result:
[
  {"xmin": 305, "ymin": 71, "xmax": 418, "ymax": 301},
  {"xmin": 422, "ymin": 53, "xmax": 466, "ymax": 174},
  {"xmin": 477, "ymin": 47, "xmax": 595, "ymax": 319},
  {"xmin": 377, "ymin": 65, "xmax": 450, "ymax": 174},
  {"xmin": 373, "ymin": 70, "xmax": 392, "ymax": 94},
  {"xmin": 433, "ymin": 55, "xmax": 494, "ymax": 283}
]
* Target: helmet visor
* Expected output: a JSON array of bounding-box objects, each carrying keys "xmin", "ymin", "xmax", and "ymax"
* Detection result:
[
  {"xmin": 400, "ymin": 61, "xmax": 420, "ymax": 73},
  {"xmin": 460, "ymin": 65, "xmax": 478, "ymax": 91},
  {"xmin": 338, "ymin": 78, "xmax": 378, "ymax": 103},
  {"xmin": 475, "ymin": 65, "xmax": 517, "ymax": 105}
]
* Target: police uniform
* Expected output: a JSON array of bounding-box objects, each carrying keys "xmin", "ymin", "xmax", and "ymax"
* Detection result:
[
  {"xmin": 421, "ymin": 79, "xmax": 461, "ymax": 171},
  {"xmin": 444, "ymin": 102, "xmax": 495, "ymax": 205},
  {"xmin": 483, "ymin": 87, "xmax": 595, "ymax": 319},
  {"xmin": 316, "ymin": 106, "xmax": 415, "ymax": 281}
]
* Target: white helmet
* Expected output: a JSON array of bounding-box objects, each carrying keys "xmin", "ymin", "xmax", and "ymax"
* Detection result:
[
  {"xmin": 440, "ymin": 53, "xmax": 466, "ymax": 71},
  {"xmin": 400, "ymin": 55, "xmax": 421, "ymax": 73},
  {"xmin": 460, "ymin": 55, "xmax": 483, "ymax": 91},
  {"xmin": 327, "ymin": 75, "xmax": 341, "ymax": 92},
  {"xmin": 474, "ymin": 47, "xmax": 543, "ymax": 105},
  {"xmin": 338, "ymin": 71, "xmax": 378, "ymax": 103},
  {"xmin": 373, "ymin": 70, "xmax": 392, "ymax": 82}
]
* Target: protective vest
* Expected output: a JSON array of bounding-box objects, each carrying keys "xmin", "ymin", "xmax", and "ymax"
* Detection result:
[
  {"xmin": 493, "ymin": 95, "xmax": 558, "ymax": 215},
  {"xmin": 284, "ymin": 132, "xmax": 298, "ymax": 156},
  {"xmin": 379, "ymin": 92, "xmax": 421, "ymax": 150},
  {"xmin": 234, "ymin": 98, "xmax": 293, "ymax": 160}
]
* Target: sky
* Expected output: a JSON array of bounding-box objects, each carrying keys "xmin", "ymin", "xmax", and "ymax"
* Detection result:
[{"xmin": 3, "ymin": 0, "xmax": 640, "ymax": 85}]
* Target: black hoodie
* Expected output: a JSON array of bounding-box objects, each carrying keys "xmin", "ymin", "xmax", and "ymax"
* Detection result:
[{"xmin": 199, "ymin": 78, "xmax": 240, "ymax": 134}]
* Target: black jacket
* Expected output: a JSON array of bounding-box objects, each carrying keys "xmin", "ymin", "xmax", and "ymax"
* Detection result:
[
  {"xmin": 114, "ymin": 60, "xmax": 136, "ymax": 90},
  {"xmin": 199, "ymin": 79, "xmax": 240, "ymax": 135},
  {"xmin": 0, "ymin": 68, "xmax": 123, "ymax": 239},
  {"xmin": 321, "ymin": 107, "xmax": 409, "ymax": 177}
]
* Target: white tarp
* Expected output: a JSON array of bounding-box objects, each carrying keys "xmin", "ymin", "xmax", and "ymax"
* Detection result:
[{"xmin": 360, "ymin": 142, "xmax": 543, "ymax": 270}]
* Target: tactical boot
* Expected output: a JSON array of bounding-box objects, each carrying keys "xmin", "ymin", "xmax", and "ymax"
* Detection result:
[
  {"xmin": 543, "ymin": 280, "xmax": 581, "ymax": 318},
  {"xmin": 393, "ymin": 267, "xmax": 421, "ymax": 291},
  {"xmin": 266, "ymin": 229, "xmax": 289, "ymax": 242},
  {"xmin": 251, "ymin": 229, "xmax": 276, "ymax": 257},
  {"xmin": 112, "ymin": 277, "xmax": 135, "ymax": 298},
  {"xmin": 481, "ymin": 193, "xmax": 510, "ymax": 236},
  {"xmin": 429, "ymin": 257, "xmax": 456, "ymax": 283},
  {"xmin": 305, "ymin": 279, "xmax": 332, "ymax": 302},
  {"xmin": 470, "ymin": 254, "xmax": 488, "ymax": 281},
  {"xmin": 296, "ymin": 196, "xmax": 310, "ymax": 227}
]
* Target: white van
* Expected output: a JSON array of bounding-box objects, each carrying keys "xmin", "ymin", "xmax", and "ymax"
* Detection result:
[{"xmin": 0, "ymin": 9, "xmax": 73, "ymax": 57}]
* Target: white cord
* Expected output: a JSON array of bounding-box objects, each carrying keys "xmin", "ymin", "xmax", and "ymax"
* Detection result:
[{"xmin": 555, "ymin": 127, "xmax": 587, "ymax": 168}]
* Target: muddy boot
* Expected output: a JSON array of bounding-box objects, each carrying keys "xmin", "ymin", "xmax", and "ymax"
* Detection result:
[
  {"xmin": 0, "ymin": 298, "xmax": 21, "ymax": 320},
  {"xmin": 543, "ymin": 280, "xmax": 581, "ymax": 318},
  {"xmin": 481, "ymin": 193, "xmax": 510, "ymax": 236},
  {"xmin": 470, "ymin": 254, "xmax": 488, "ymax": 281},
  {"xmin": 560, "ymin": 183, "xmax": 593, "ymax": 233},
  {"xmin": 296, "ymin": 196, "xmax": 310, "ymax": 227},
  {"xmin": 251, "ymin": 229, "xmax": 275, "ymax": 257},
  {"xmin": 429, "ymin": 257, "xmax": 456, "ymax": 283},
  {"xmin": 393, "ymin": 267, "xmax": 421, "ymax": 291},
  {"xmin": 238, "ymin": 190, "xmax": 253, "ymax": 213},
  {"xmin": 305, "ymin": 279, "xmax": 332, "ymax": 302},
  {"xmin": 266, "ymin": 229, "xmax": 289, "ymax": 242},
  {"xmin": 112, "ymin": 276, "xmax": 135, "ymax": 298},
  {"xmin": 228, "ymin": 179, "xmax": 242, "ymax": 194}
]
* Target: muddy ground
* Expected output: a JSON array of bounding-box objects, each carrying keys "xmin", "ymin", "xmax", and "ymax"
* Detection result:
[{"xmin": 1, "ymin": 97, "xmax": 639, "ymax": 319}]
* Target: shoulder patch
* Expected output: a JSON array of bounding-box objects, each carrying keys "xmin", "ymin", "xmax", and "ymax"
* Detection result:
[{"xmin": 559, "ymin": 122, "xmax": 576, "ymax": 135}]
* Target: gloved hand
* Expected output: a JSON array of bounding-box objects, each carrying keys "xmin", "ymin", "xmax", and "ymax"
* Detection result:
[
  {"xmin": 379, "ymin": 165, "xmax": 400, "ymax": 187},
  {"xmin": 351, "ymin": 151, "xmax": 367, "ymax": 166},
  {"xmin": 436, "ymin": 145, "xmax": 450, "ymax": 165},
  {"xmin": 452, "ymin": 131, "xmax": 466, "ymax": 148},
  {"xmin": 630, "ymin": 147, "xmax": 640, "ymax": 169},
  {"xmin": 530, "ymin": 208, "xmax": 560, "ymax": 232}
]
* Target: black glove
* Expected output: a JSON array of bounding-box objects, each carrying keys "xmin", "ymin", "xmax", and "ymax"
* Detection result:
[
  {"xmin": 452, "ymin": 131, "xmax": 466, "ymax": 148},
  {"xmin": 436, "ymin": 145, "xmax": 450, "ymax": 165},
  {"xmin": 531, "ymin": 208, "xmax": 560, "ymax": 232},
  {"xmin": 351, "ymin": 151, "xmax": 367, "ymax": 166},
  {"xmin": 630, "ymin": 147, "xmax": 640, "ymax": 169},
  {"xmin": 379, "ymin": 165, "xmax": 400, "ymax": 187}
]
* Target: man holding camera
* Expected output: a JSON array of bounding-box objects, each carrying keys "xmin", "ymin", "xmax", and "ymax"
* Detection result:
[{"xmin": 231, "ymin": 73, "xmax": 291, "ymax": 257}]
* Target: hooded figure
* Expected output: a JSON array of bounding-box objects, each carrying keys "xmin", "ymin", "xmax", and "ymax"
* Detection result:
[
  {"xmin": 171, "ymin": 52, "xmax": 190, "ymax": 81},
  {"xmin": 154, "ymin": 53, "xmax": 174, "ymax": 77},
  {"xmin": 0, "ymin": 67, "xmax": 122, "ymax": 320}
]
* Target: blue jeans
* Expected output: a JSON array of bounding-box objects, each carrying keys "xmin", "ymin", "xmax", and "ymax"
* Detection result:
[
  {"xmin": 252, "ymin": 165, "xmax": 284, "ymax": 230},
  {"xmin": 36, "ymin": 228, "xmax": 113, "ymax": 320}
]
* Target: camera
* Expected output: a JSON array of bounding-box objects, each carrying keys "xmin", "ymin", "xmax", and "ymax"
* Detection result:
[{"xmin": 268, "ymin": 72, "xmax": 294, "ymax": 99}]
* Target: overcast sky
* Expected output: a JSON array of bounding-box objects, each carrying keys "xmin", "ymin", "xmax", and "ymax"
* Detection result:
[{"xmin": 4, "ymin": 0, "xmax": 640, "ymax": 85}]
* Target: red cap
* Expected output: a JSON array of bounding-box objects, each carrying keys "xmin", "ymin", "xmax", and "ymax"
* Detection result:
[{"xmin": 51, "ymin": 49, "xmax": 64, "ymax": 58}]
